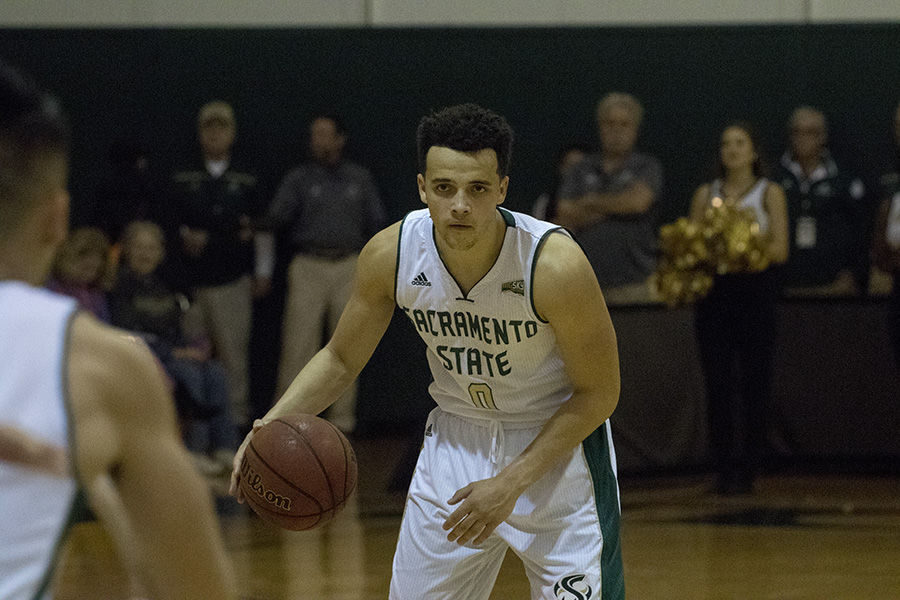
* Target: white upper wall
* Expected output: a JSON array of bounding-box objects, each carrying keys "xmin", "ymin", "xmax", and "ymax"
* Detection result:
[
  {"xmin": 372, "ymin": 0, "xmax": 807, "ymax": 26},
  {"xmin": 1, "ymin": 0, "xmax": 898, "ymax": 27}
]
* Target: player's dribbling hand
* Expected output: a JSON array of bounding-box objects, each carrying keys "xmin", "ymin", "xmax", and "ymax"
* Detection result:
[
  {"xmin": 228, "ymin": 419, "xmax": 268, "ymax": 503},
  {"xmin": 443, "ymin": 477, "xmax": 520, "ymax": 546}
]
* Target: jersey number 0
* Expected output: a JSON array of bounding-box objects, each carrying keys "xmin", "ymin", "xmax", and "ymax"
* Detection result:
[{"xmin": 468, "ymin": 383, "xmax": 498, "ymax": 410}]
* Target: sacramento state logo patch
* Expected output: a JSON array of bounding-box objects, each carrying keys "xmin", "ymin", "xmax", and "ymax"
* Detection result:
[
  {"xmin": 553, "ymin": 574, "xmax": 592, "ymax": 600},
  {"xmin": 501, "ymin": 279, "xmax": 524, "ymax": 296}
]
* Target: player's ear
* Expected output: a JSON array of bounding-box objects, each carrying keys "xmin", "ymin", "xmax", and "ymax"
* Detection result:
[
  {"xmin": 497, "ymin": 175, "xmax": 509, "ymax": 206},
  {"xmin": 417, "ymin": 173, "xmax": 427, "ymax": 205}
]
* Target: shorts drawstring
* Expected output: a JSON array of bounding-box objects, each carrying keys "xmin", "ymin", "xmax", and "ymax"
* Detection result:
[{"xmin": 488, "ymin": 419, "xmax": 504, "ymax": 471}]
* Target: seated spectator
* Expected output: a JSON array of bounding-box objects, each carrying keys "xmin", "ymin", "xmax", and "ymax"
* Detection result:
[
  {"xmin": 531, "ymin": 143, "xmax": 590, "ymax": 221},
  {"xmin": 110, "ymin": 221, "xmax": 237, "ymax": 476},
  {"xmin": 46, "ymin": 226, "xmax": 112, "ymax": 321},
  {"xmin": 776, "ymin": 106, "xmax": 868, "ymax": 296},
  {"xmin": 555, "ymin": 92, "xmax": 663, "ymax": 305}
]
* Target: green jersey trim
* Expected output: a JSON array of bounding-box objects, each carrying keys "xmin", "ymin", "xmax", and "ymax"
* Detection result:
[
  {"xmin": 529, "ymin": 227, "xmax": 568, "ymax": 323},
  {"xmin": 394, "ymin": 213, "xmax": 409, "ymax": 305},
  {"xmin": 31, "ymin": 308, "xmax": 82, "ymax": 600}
]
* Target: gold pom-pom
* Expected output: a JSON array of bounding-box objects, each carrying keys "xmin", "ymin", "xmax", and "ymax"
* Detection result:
[{"xmin": 655, "ymin": 200, "xmax": 771, "ymax": 306}]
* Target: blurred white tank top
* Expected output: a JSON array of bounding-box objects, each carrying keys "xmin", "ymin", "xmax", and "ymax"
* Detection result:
[{"xmin": 0, "ymin": 281, "xmax": 79, "ymax": 600}]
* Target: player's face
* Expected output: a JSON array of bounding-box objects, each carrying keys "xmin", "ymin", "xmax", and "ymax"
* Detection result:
[
  {"xmin": 720, "ymin": 126, "xmax": 757, "ymax": 173},
  {"xmin": 597, "ymin": 105, "xmax": 639, "ymax": 157},
  {"xmin": 418, "ymin": 146, "xmax": 508, "ymax": 252}
]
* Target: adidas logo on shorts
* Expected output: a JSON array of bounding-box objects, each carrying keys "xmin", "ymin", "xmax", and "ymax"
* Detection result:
[{"xmin": 411, "ymin": 272, "xmax": 432, "ymax": 287}]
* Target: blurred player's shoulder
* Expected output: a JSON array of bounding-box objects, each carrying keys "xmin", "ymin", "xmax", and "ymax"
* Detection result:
[{"xmin": 67, "ymin": 313, "xmax": 174, "ymax": 425}]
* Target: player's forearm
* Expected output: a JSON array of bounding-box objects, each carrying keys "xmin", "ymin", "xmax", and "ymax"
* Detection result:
[
  {"xmin": 119, "ymin": 440, "xmax": 237, "ymax": 600},
  {"xmin": 496, "ymin": 389, "xmax": 617, "ymax": 495},
  {"xmin": 266, "ymin": 346, "xmax": 357, "ymax": 421}
]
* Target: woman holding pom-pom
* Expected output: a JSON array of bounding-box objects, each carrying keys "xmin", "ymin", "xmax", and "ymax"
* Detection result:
[{"xmin": 689, "ymin": 122, "xmax": 789, "ymax": 495}]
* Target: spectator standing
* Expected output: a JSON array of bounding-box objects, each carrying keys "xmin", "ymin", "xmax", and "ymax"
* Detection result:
[
  {"xmin": 776, "ymin": 106, "xmax": 868, "ymax": 295},
  {"xmin": 555, "ymin": 92, "xmax": 664, "ymax": 304},
  {"xmin": 260, "ymin": 113, "xmax": 387, "ymax": 433},
  {"xmin": 168, "ymin": 100, "xmax": 260, "ymax": 428},
  {"xmin": 689, "ymin": 122, "xmax": 789, "ymax": 495}
]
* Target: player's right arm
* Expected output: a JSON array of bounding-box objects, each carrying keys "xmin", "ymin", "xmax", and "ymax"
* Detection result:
[
  {"xmin": 69, "ymin": 314, "xmax": 236, "ymax": 600},
  {"xmin": 230, "ymin": 221, "xmax": 400, "ymax": 500}
]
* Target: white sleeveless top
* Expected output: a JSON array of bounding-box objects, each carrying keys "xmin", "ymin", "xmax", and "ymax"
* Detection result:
[
  {"xmin": 395, "ymin": 208, "xmax": 574, "ymax": 423},
  {"xmin": 0, "ymin": 281, "xmax": 79, "ymax": 600},
  {"xmin": 709, "ymin": 178, "xmax": 771, "ymax": 234}
]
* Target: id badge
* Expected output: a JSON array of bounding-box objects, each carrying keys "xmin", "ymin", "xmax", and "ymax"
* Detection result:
[{"xmin": 796, "ymin": 216, "xmax": 817, "ymax": 249}]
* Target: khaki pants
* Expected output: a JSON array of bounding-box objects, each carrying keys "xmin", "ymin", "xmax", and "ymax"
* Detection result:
[
  {"xmin": 192, "ymin": 275, "xmax": 252, "ymax": 425},
  {"xmin": 277, "ymin": 254, "xmax": 358, "ymax": 432}
]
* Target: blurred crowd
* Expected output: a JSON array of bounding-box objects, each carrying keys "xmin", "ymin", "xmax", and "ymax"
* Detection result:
[{"xmin": 51, "ymin": 94, "xmax": 900, "ymax": 489}]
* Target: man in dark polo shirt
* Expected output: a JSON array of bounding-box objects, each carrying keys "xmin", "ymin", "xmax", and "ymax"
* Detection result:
[
  {"xmin": 776, "ymin": 106, "xmax": 868, "ymax": 296},
  {"xmin": 555, "ymin": 92, "xmax": 663, "ymax": 304},
  {"xmin": 260, "ymin": 113, "xmax": 386, "ymax": 433},
  {"xmin": 168, "ymin": 100, "xmax": 260, "ymax": 431}
]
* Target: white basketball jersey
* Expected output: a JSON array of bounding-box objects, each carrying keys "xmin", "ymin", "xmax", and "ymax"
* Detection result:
[
  {"xmin": 0, "ymin": 282, "xmax": 79, "ymax": 600},
  {"xmin": 395, "ymin": 208, "xmax": 574, "ymax": 423}
]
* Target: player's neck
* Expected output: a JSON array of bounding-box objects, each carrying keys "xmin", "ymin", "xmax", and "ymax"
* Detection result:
[
  {"xmin": 0, "ymin": 246, "xmax": 51, "ymax": 286},
  {"xmin": 438, "ymin": 213, "xmax": 507, "ymax": 295}
]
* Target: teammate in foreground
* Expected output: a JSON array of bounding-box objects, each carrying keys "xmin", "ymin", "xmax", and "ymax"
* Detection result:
[
  {"xmin": 231, "ymin": 103, "xmax": 624, "ymax": 599},
  {"xmin": 0, "ymin": 60, "xmax": 236, "ymax": 600}
]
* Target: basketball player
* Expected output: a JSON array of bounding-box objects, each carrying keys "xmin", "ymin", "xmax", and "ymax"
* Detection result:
[
  {"xmin": 231, "ymin": 103, "xmax": 624, "ymax": 599},
  {"xmin": 0, "ymin": 61, "xmax": 236, "ymax": 600}
]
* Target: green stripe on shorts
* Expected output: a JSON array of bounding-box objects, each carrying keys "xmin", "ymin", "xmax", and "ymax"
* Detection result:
[{"xmin": 582, "ymin": 423, "xmax": 625, "ymax": 600}]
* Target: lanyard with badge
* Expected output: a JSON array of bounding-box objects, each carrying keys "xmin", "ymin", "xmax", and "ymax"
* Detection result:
[{"xmin": 796, "ymin": 193, "xmax": 817, "ymax": 249}]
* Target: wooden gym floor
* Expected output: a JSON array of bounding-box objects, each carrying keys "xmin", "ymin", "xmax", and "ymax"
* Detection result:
[{"xmin": 55, "ymin": 435, "xmax": 900, "ymax": 599}]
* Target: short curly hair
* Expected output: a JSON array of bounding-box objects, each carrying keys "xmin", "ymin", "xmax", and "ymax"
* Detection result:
[{"xmin": 416, "ymin": 103, "xmax": 514, "ymax": 177}]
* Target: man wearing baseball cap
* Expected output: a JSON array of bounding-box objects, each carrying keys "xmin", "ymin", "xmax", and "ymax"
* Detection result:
[{"xmin": 166, "ymin": 100, "xmax": 261, "ymax": 451}]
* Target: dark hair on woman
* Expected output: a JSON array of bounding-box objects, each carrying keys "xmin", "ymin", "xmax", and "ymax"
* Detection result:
[
  {"xmin": 716, "ymin": 120, "xmax": 768, "ymax": 180},
  {"xmin": 0, "ymin": 60, "xmax": 70, "ymax": 235},
  {"xmin": 416, "ymin": 103, "xmax": 514, "ymax": 177}
]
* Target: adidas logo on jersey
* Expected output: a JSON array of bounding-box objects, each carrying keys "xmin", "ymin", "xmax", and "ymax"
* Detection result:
[{"xmin": 411, "ymin": 272, "xmax": 432, "ymax": 287}]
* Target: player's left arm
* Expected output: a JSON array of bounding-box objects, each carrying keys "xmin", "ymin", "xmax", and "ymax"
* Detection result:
[{"xmin": 444, "ymin": 232, "xmax": 620, "ymax": 545}]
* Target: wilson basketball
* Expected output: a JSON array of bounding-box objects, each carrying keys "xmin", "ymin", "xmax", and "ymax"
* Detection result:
[{"xmin": 239, "ymin": 414, "xmax": 358, "ymax": 531}]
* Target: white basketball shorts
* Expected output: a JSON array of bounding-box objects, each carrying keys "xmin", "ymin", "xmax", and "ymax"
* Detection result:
[{"xmin": 390, "ymin": 407, "xmax": 624, "ymax": 600}]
